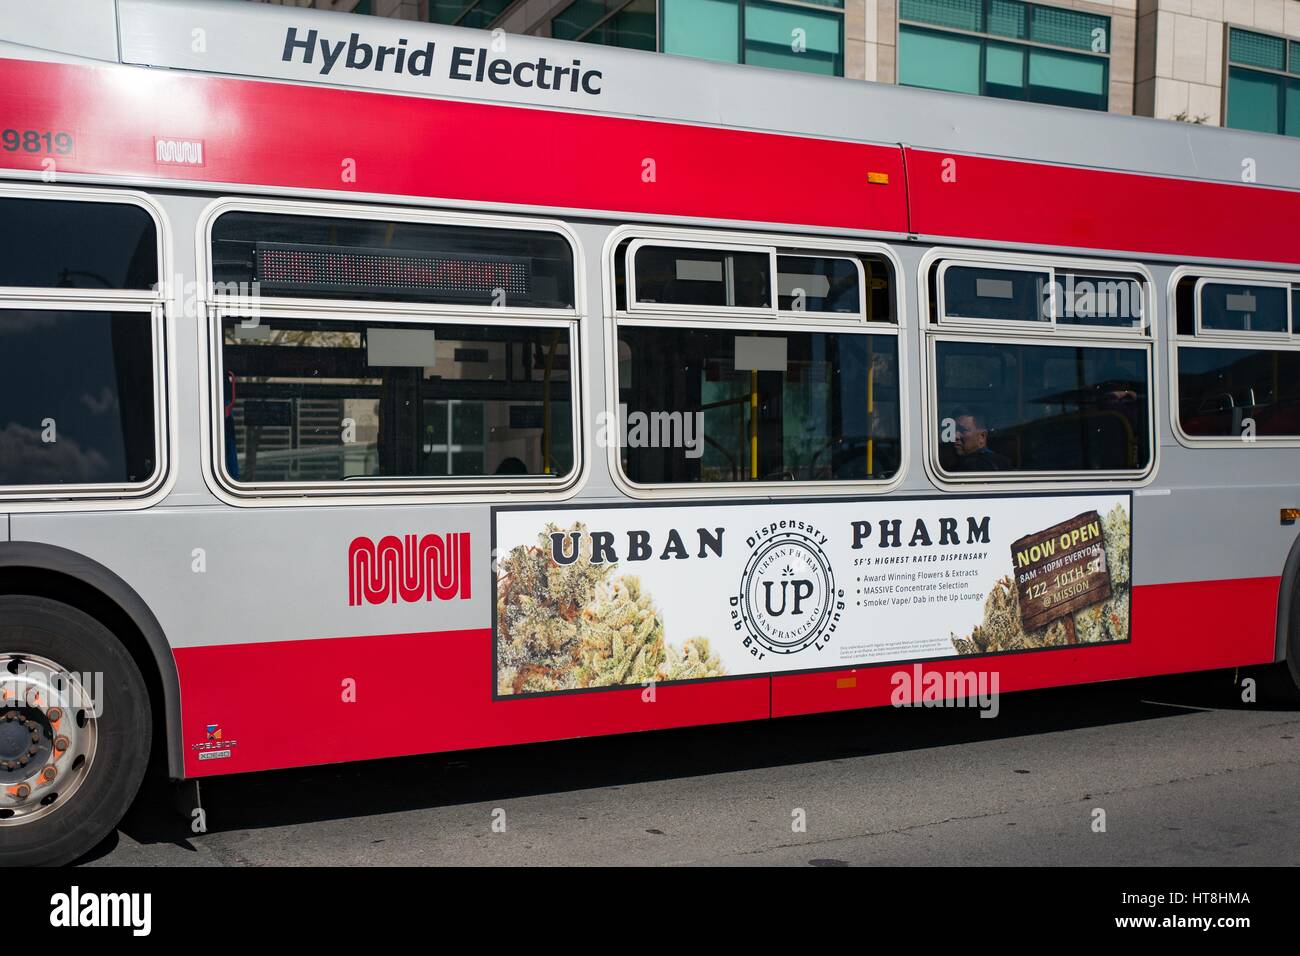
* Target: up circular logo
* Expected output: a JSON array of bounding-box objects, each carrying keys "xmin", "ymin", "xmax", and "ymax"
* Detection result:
[{"xmin": 733, "ymin": 525, "xmax": 838, "ymax": 657}]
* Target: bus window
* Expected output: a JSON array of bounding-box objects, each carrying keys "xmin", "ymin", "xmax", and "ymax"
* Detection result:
[
  {"xmin": 630, "ymin": 244, "xmax": 772, "ymax": 309},
  {"xmin": 211, "ymin": 212, "xmax": 575, "ymax": 309},
  {"xmin": 1174, "ymin": 269, "xmax": 1300, "ymax": 441},
  {"xmin": 1177, "ymin": 347, "xmax": 1300, "ymax": 437},
  {"xmin": 218, "ymin": 316, "xmax": 574, "ymax": 484},
  {"xmin": 0, "ymin": 309, "xmax": 157, "ymax": 487},
  {"xmin": 939, "ymin": 264, "xmax": 1051, "ymax": 324},
  {"xmin": 934, "ymin": 339, "xmax": 1151, "ymax": 474},
  {"xmin": 775, "ymin": 255, "xmax": 863, "ymax": 315},
  {"xmin": 0, "ymin": 198, "xmax": 158, "ymax": 290},
  {"xmin": 927, "ymin": 254, "xmax": 1154, "ymax": 480},
  {"xmin": 1198, "ymin": 280, "xmax": 1289, "ymax": 334},
  {"xmin": 617, "ymin": 329, "xmax": 901, "ymax": 483},
  {"xmin": 1054, "ymin": 273, "xmax": 1144, "ymax": 329}
]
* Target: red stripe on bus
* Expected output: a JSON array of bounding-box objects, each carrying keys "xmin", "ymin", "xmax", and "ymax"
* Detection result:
[
  {"xmin": 905, "ymin": 148, "xmax": 1300, "ymax": 264},
  {"xmin": 172, "ymin": 576, "xmax": 1279, "ymax": 778},
  {"xmin": 773, "ymin": 574, "xmax": 1280, "ymax": 716},
  {"xmin": 0, "ymin": 57, "xmax": 907, "ymax": 233}
]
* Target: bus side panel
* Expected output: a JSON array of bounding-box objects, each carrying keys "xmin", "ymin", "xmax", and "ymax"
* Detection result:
[
  {"xmin": 174, "ymin": 633, "xmax": 770, "ymax": 778},
  {"xmin": 0, "ymin": 57, "xmax": 908, "ymax": 235},
  {"xmin": 904, "ymin": 148, "xmax": 1300, "ymax": 266},
  {"xmin": 771, "ymin": 576, "xmax": 1279, "ymax": 717}
]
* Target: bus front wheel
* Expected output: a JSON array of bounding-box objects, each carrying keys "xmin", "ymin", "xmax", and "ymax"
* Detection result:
[{"xmin": 0, "ymin": 595, "xmax": 152, "ymax": 867}]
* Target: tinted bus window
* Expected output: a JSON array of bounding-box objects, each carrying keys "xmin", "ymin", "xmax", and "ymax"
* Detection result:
[
  {"xmin": 941, "ymin": 265, "xmax": 1050, "ymax": 323},
  {"xmin": 1055, "ymin": 273, "xmax": 1144, "ymax": 329},
  {"xmin": 934, "ymin": 340, "xmax": 1150, "ymax": 473},
  {"xmin": 0, "ymin": 199, "xmax": 158, "ymax": 290},
  {"xmin": 0, "ymin": 310, "xmax": 157, "ymax": 486},
  {"xmin": 775, "ymin": 255, "xmax": 862, "ymax": 314},
  {"xmin": 1200, "ymin": 281, "xmax": 1288, "ymax": 333},
  {"xmin": 1177, "ymin": 346, "xmax": 1300, "ymax": 437},
  {"xmin": 220, "ymin": 317, "xmax": 573, "ymax": 483},
  {"xmin": 631, "ymin": 245, "xmax": 771, "ymax": 309},
  {"xmin": 212, "ymin": 213, "xmax": 575, "ymax": 309},
  {"xmin": 617, "ymin": 327, "xmax": 900, "ymax": 482}
]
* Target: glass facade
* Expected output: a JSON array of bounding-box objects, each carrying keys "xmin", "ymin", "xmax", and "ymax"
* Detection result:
[
  {"xmin": 429, "ymin": 0, "xmax": 514, "ymax": 29},
  {"xmin": 553, "ymin": 0, "xmax": 845, "ymax": 76},
  {"xmin": 898, "ymin": 0, "xmax": 1109, "ymax": 111},
  {"xmin": 553, "ymin": 0, "xmax": 657, "ymax": 50},
  {"xmin": 1225, "ymin": 27, "xmax": 1300, "ymax": 137}
]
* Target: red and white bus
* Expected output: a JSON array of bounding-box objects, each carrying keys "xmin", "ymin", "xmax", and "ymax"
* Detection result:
[{"xmin": 3, "ymin": 0, "xmax": 1300, "ymax": 866}]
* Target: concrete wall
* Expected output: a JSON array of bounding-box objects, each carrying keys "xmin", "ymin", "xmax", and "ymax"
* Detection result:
[{"xmin": 1136, "ymin": 0, "xmax": 1300, "ymax": 125}]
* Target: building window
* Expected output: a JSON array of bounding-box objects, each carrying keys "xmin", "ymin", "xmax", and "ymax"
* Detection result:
[
  {"xmin": 553, "ymin": 0, "xmax": 657, "ymax": 51},
  {"xmin": 899, "ymin": 0, "xmax": 1109, "ymax": 111},
  {"xmin": 1225, "ymin": 27, "xmax": 1300, "ymax": 137},
  {"xmin": 555, "ymin": 0, "xmax": 845, "ymax": 77},
  {"xmin": 429, "ymin": 0, "xmax": 513, "ymax": 29}
]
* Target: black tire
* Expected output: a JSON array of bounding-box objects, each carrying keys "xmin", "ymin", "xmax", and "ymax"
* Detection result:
[{"xmin": 0, "ymin": 595, "xmax": 152, "ymax": 867}]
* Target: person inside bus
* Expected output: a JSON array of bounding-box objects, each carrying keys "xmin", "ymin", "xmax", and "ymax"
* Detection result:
[
  {"xmin": 947, "ymin": 407, "xmax": 1013, "ymax": 472},
  {"xmin": 494, "ymin": 456, "xmax": 528, "ymax": 475}
]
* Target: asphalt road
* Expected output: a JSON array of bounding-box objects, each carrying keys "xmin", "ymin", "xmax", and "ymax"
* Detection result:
[{"xmin": 80, "ymin": 668, "xmax": 1300, "ymax": 866}]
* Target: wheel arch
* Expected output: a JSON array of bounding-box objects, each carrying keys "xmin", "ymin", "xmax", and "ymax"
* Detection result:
[
  {"xmin": 0, "ymin": 541, "xmax": 184, "ymax": 779},
  {"xmin": 1275, "ymin": 530, "xmax": 1300, "ymax": 665}
]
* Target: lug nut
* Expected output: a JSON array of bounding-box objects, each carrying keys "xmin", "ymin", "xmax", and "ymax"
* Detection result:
[
  {"xmin": 54, "ymin": 736, "xmax": 69, "ymax": 751},
  {"xmin": 15, "ymin": 784, "xmax": 30, "ymax": 800},
  {"xmin": 28, "ymin": 746, "xmax": 37, "ymax": 756},
  {"xmin": 41, "ymin": 767, "xmax": 56, "ymax": 782},
  {"xmin": 18, "ymin": 755, "xmax": 28, "ymax": 766}
]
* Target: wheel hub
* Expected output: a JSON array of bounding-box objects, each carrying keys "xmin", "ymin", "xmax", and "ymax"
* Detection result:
[{"xmin": 0, "ymin": 654, "xmax": 97, "ymax": 824}]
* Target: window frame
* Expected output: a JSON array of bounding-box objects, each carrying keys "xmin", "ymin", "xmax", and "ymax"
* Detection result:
[
  {"xmin": 624, "ymin": 237, "xmax": 872, "ymax": 325},
  {"xmin": 625, "ymin": 237, "xmax": 780, "ymax": 319},
  {"xmin": 604, "ymin": 224, "xmax": 907, "ymax": 500},
  {"xmin": 935, "ymin": 259, "xmax": 1054, "ymax": 331},
  {"xmin": 935, "ymin": 256, "xmax": 1147, "ymax": 335},
  {"xmin": 920, "ymin": 247, "xmax": 1158, "ymax": 490},
  {"xmin": 1192, "ymin": 274, "xmax": 1292, "ymax": 341},
  {"xmin": 896, "ymin": 1, "xmax": 1112, "ymax": 112},
  {"xmin": 0, "ymin": 184, "xmax": 171, "ymax": 506},
  {"xmin": 658, "ymin": 0, "xmax": 847, "ymax": 77},
  {"xmin": 199, "ymin": 197, "xmax": 587, "ymax": 505},
  {"xmin": 1169, "ymin": 264, "xmax": 1300, "ymax": 449},
  {"xmin": 1224, "ymin": 26, "xmax": 1300, "ymax": 137}
]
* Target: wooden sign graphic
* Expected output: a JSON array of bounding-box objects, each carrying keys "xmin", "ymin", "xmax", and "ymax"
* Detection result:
[{"xmin": 1011, "ymin": 510, "xmax": 1112, "ymax": 637}]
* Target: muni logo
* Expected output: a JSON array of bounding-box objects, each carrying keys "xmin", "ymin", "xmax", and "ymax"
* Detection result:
[
  {"xmin": 153, "ymin": 137, "xmax": 204, "ymax": 166},
  {"xmin": 348, "ymin": 533, "xmax": 472, "ymax": 606}
]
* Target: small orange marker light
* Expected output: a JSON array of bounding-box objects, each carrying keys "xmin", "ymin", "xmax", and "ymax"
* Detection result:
[
  {"xmin": 867, "ymin": 172, "xmax": 890, "ymax": 185},
  {"xmin": 836, "ymin": 676, "xmax": 858, "ymax": 689},
  {"xmin": 1282, "ymin": 508, "xmax": 1299, "ymax": 525}
]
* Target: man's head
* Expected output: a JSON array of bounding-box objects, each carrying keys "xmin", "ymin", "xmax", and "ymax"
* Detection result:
[{"xmin": 951, "ymin": 408, "xmax": 990, "ymax": 457}]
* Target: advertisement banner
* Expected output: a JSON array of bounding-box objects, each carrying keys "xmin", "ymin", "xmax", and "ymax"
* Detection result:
[{"xmin": 493, "ymin": 493, "xmax": 1132, "ymax": 697}]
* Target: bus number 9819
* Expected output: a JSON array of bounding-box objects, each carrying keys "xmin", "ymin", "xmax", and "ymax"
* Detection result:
[{"xmin": 1, "ymin": 128, "xmax": 74, "ymax": 155}]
